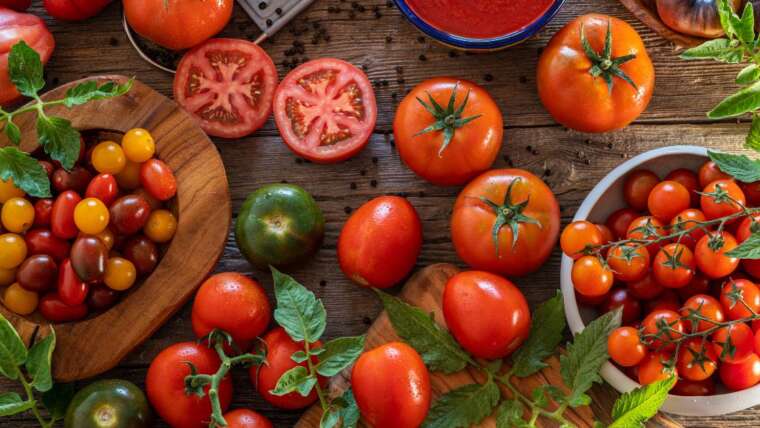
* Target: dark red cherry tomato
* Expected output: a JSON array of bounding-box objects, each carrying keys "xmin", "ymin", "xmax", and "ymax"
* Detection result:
[
  {"xmin": 672, "ymin": 378, "xmax": 716, "ymax": 396},
  {"xmin": 740, "ymin": 181, "xmax": 760, "ymax": 206},
  {"xmin": 33, "ymin": 199, "xmax": 53, "ymax": 227},
  {"xmin": 25, "ymin": 229, "xmax": 70, "ymax": 261},
  {"xmin": 122, "ymin": 235, "xmax": 158, "ymax": 276},
  {"xmin": 85, "ymin": 173, "xmax": 119, "ymax": 206},
  {"xmin": 665, "ymin": 168, "xmax": 700, "ymax": 206},
  {"xmin": 51, "ymin": 191, "xmax": 82, "ymax": 239},
  {"xmin": 606, "ymin": 208, "xmax": 640, "ymax": 240},
  {"xmin": 140, "ymin": 159, "xmax": 177, "ymax": 201},
  {"xmin": 38, "ymin": 160, "xmax": 54, "ymax": 177},
  {"xmin": 627, "ymin": 272, "xmax": 664, "ymax": 300},
  {"xmin": 58, "ymin": 258, "xmax": 89, "ymax": 306},
  {"xmin": 109, "ymin": 195, "xmax": 151, "ymax": 235},
  {"xmin": 601, "ymin": 287, "xmax": 641, "ymax": 325},
  {"xmin": 16, "ymin": 255, "xmax": 57, "ymax": 293},
  {"xmin": 87, "ymin": 285, "xmax": 120, "ymax": 311},
  {"xmin": 52, "ymin": 166, "xmax": 92, "ymax": 194},
  {"xmin": 70, "ymin": 236, "xmax": 107, "ymax": 283},
  {"xmin": 39, "ymin": 293, "xmax": 88, "ymax": 323}
]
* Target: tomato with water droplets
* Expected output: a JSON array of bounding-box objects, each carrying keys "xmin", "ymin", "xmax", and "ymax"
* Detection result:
[{"xmin": 273, "ymin": 58, "xmax": 377, "ymax": 163}]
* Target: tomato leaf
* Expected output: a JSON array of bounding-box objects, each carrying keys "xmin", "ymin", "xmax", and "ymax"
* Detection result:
[
  {"xmin": 375, "ymin": 290, "xmax": 471, "ymax": 373},
  {"xmin": 0, "ymin": 147, "xmax": 50, "ymax": 198},
  {"xmin": 734, "ymin": 1, "xmax": 755, "ymax": 43},
  {"xmin": 25, "ymin": 329, "xmax": 55, "ymax": 392},
  {"xmin": 8, "ymin": 40, "xmax": 44, "ymax": 98},
  {"xmin": 747, "ymin": 114, "xmax": 760, "ymax": 152},
  {"xmin": 708, "ymin": 150, "xmax": 760, "ymax": 183},
  {"xmin": 4, "ymin": 120, "xmax": 21, "ymax": 145},
  {"xmin": 680, "ymin": 39, "xmax": 742, "ymax": 63},
  {"xmin": 494, "ymin": 399, "xmax": 529, "ymax": 428},
  {"xmin": 609, "ymin": 376, "xmax": 676, "ymax": 428},
  {"xmin": 271, "ymin": 266, "xmax": 326, "ymax": 344},
  {"xmin": 708, "ymin": 80, "xmax": 760, "ymax": 118},
  {"xmin": 0, "ymin": 313, "xmax": 27, "ymax": 380},
  {"xmin": 511, "ymin": 291, "xmax": 566, "ymax": 377},
  {"xmin": 727, "ymin": 232, "xmax": 760, "ymax": 258},
  {"xmin": 41, "ymin": 383, "xmax": 75, "ymax": 420},
  {"xmin": 421, "ymin": 380, "xmax": 500, "ymax": 428},
  {"xmin": 36, "ymin": 115, "xmax": 81, "ymax": 171},
  {"xmin": 0, "ymin": 392, "xmax": 34, "ymax": 417},
  {"xmin": 320, "ymin": 388, "xmax": 360, "ymax": 428},
  {"xmin": 64, "ymin": 79, "xmax": 134, "ymax": 107},
  {"xmin": 737, "ymin": 64, "xmax": 760, "ymax": 85},
  {"xmin": 316, "ymin": 335, "xmax": 365, "ymax": 377},
  {"xmin": 270, "ymin": 365, "xmax": 317, "ymax": 397},
  {"xmin": 560, "ymin": 307, "xmax": 622, "ymax": 407}
]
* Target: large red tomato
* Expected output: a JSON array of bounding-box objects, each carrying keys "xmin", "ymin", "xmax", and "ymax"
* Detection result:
[
  {"xmin": 43, "ymin": 0, "xmax": 111, "ymax": 20},
  {"xmin": 537, "ymin": 14, "xmax": 654, "ymax": 132},
  {"xmin": 273, "ymin": 58, "xmax": 377, "ymax": 163},
  {"xmin": 0, "ymin": 0, "xmax": 30, "ymax": 11},
  {"xmin": 124, "ymin": 0, "xmax": 232, "ymax": 50},
  {"xmin": 442, "ymin": 271, "xmax": 531, "ymax": 359},
  {"xmin": 223, "ymin": 409, "xmax": 273, "ymax": 428},
  {"xmin": 351, "ymin": 342, "xmax": 431, "ymax": 428},
  {"xmin": 191, "ymin": 272, "xmax": 271, "ymax": 348},
  {"xmin": 0, "ymin": 7, "xmax": 55, "ymax": 106},
  {"xmin": 451, "ymin": 169, "xmax": 560, "ymax": 276},
  {"xmin": 174, "ymin": 38, "xmax": 278, "ymax": 139},
  {"xmin": 146, "ymin": 342, "xmax": 233, "ymax": 428},
  {"xmin": 393, "ymin": 78, "xmax": 503, "ymax": 186},
  {"xmin": 338, "ymin": 196, "xmax": 422, "ymax": 288}
]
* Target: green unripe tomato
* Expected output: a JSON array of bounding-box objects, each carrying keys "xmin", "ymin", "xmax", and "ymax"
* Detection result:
[{"xmin": 64, "ymin": 379, "xmax": 151, "ymax": 428}]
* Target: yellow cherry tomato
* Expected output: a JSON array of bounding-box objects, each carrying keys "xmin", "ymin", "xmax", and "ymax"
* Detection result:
[
  {"xmin": 3, "ymin": 283, "xmax": 38, "ymax": 315},
  {"xmin": 122, "ymin": 128, "xmax": 156, "ymax": 163},
  {"xmin": 1, "ymin": 197, "xmax": 34, "ymax": 233},
  {"xmin": 0, "ymin": 178, "xmax": 25, "ymax": 203},
  {"xmin": 115, "ymin": 160, "xmax": 142, "ymax": 190},
  {"xmin": 74, "ymin": 198, "xmax": 110, "ymax": 235},
  {"xmin": 104, "ymin": 257, "xmax": 137, "ymax": 291},
  {"xmin": 144, "ymin": 209, "xmax": 177, "ymax": 243},
  {"xmin": 91, "ymin": 141, "xmax": 126, "ymax": 174},
  {"xmin": 0, "ymin": 268, "xmax": 16, "ymax": 287},
  {"xmin": 0, "ymin": 234, "xmax": 27, "ymax": 269}
]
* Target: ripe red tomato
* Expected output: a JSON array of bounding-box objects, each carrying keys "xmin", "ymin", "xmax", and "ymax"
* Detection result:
[
  {"xmin": 642, "ymin": 309, "xmax": 684, "ymax": 350},
  {"xmin": 700, "ymin": 179, "xmax": 746, "ymax": 220},
  {"xmin": 645, "ymin": 289, "xmax": 681, "ymax": 313},
  {"xmin": 560, "ymin": 220, "xmax": 603, "ymax": 260},
  {"xmin": 33, "ymin": 199, "xmax": 53, "ymax": 227},
  {"xmin": 451, "ymin": 169, "xmax": 560, "ymax": 277},
  {"xmin": 0, "ymin": 7, "xmax": 54, "ymax": 106},
  {"xmin": 653, "ymin": 243, "xmax": 695, "ymax": 289},
  {"xmin": 672, "ymin": 378, "xmax": 716, "ymax": 396},
  {"xmin": 602, "ymin": 287, "xmax": 642, "ymax": 325},
  {"xmin": 676, "ymin": 273, "xmax": 711, "ymax": 300},
  {"xmin": 665, "ymin": 168, "xmax": 699, "ymax": 206},
  {"xmin": 627, "ymin": 272, "xmax": 664, "ymax": 300},
  {"xmin": 140, "ymin": 159, "xmax": 177, "ymax": 201},
  {"xmin": 695, "ymin": 231, "xmax": 739, "ymax": 279},
  {"xmin": 352, "ymin": 342, "xmax": 431, "ymax": 428},
  {"xmin": 338, "ymin": 196, "xmax": 422, "ymax": 288},
  {"xmin": 607, "ymin": 243, "xmax": 649, "ymax": 283},
  {"xmin": 51, "ymin": 191, "xmax": 82, "ymax": 239},
  {"xmin": 253, "ymin": 327, "xmax": 325, "ymax": 410},
  {"xmin": 25, "ymin": 228, "xmax": 69, "ymax": 261},
  {"xmin": 0, "ymin": 0, "xmax": 30, "ymax": 11},
  {"xmin": 124, "ymin": 0, "xmax": 232, "ymax": 50},
  {"xmin": 740, "ymin": 181, "xmax": 760, "ymax": 206},
  {"xmin": 537, "ymin": 14, "xmax": 654, "ymax": 132},
  {"xmin": 191, "ymin": 272, "xmax": 271, "ymax": 347},
  {"xmin": 608, "ymin": 327, "xmax": 647, "ymax": 367},
  {"xmin": 173, "ymin": 38, "xmax": 278, "ymax": 138},
  {"xmin": 669, "ymin": 208, "xmax": 707, "ymax": 250},
  {"xmin": 85, "ymin": 174, "xmax": 118, "ymax": 206},
  {"xmin": 273, "ymin": 58, "xmax": 377, "ymax": 163},
  {"xmin": 720, "ymin": 353, "xmax": 760, "ymax": 391},
  {"xmin": 223, "ymin": 409, "xmax": 273, "ymax": 428},
  {"xmin": 648, "ymin": 180, "xmax": 690, "ymax": 222},
  {"xmin": 52, "ymin": 166, "xmax": 91, "ymax": 194},
  {"xmin": 638, "ymin": 351, "xmax": 675, "ymax": 385},
  {"xmin": 736, "ymin": 215, "xmax": 760, "ymax": 280},
  {"xmin": 681, "ymin": 294, "xmax": 724, "ymax": 333},
  {"xmin": 572, "ymin": 255, "xmax": 614, "ymax": 297},
  {"xmin": 677, "ymin": 338, "xmax": 717, "ymax": 381},
  {"xmin": 623, "ymin": 170, "xmax": 660, "ymax": 211},
  {"xmin": 57, "ymin": 258, "xmax": 87, "ymax": 306},
  {"xmin": 442, "ymin": 271, "xmax": 530, "ymax": 359},
  {"xmin": 713, "ymin": 323, "xmax": 755, "ymax": 363},
  {"xmin": 720, "ymin": 278, "xmax": 760, "ymax": 320},
  {"xmin": 698, "ymin": 161, "xmax": 731, "ymax": 188},
  {"xmin": 38, "ymin": 292, "xmax": 87, "ymax": 322},
  {"xmin": 606, "ymin": 208, "xmax": 640, "ymax": 240},
  {"xmin": 393, "ymin": 78, "xmax": 502, "ymax": 186},
  {"xmin": 43, "ymin": 0, "xmax": 111, "ymax": 20},
  {"xmin": 147, "ymin": 342, "xmax": 233, "ymax": 428},
  {"xmin": 626, "ymin": 216, "xmax": 666, "ymax": 259}
]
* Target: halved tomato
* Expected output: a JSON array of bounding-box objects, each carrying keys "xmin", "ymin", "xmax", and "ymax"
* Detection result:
[
  {"xmin": 273, "ymin": 58, "xmax": 377, "ymax": 163},
  {"xmin": 173, "ymin": 38, "xmax": 278, "ymax": 139}
]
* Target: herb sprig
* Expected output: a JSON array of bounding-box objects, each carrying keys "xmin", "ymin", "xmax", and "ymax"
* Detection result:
[{"xmin": 0, "ymin": 40, "xmax": 132, "ymax": 198}]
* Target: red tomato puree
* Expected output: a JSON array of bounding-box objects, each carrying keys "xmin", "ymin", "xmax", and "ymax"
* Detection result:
[{"xmin": 405, "ymin": 0, "xmax": 554, "ymax": 39}]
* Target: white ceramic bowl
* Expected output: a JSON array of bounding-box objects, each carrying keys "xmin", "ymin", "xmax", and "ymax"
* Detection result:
[{"xmin": 560, "ymin": 145, "xmax": 760, "ymax": 416}]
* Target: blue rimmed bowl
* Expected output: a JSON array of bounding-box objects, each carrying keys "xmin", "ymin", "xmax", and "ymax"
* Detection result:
[{"xmin": 392, "ymin": 0, "xmax": 566, "ymax": 51}]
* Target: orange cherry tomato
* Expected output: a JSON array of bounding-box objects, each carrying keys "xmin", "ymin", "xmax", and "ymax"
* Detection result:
[
  {"xmin": 695, "ymin": 231, "xmax": 739, "ymax": 279},
  {"xmin": 608, "ymin": 327, "xmax": 647, "ymax": 367},
  {"xmin": 140, "ymin": 159, "xmax": 177, "ymax": 201},
  {"xmin": 648, "ymin": 180, "xmax": 690, "ymax": 222},
  {"xmin": 642, "ymin": 309, "xmax": 684, "ymax": 350},
  {"xmin": 638, "ymin": 351, "xmax": 675, "ymax": 385},
  {"xmin": 700, "ymin": 179, "xmax": 746, "ymax": 220},
  {"xmin": 560, "ymin": 220, "xmax": 603, "ymax": 260},
  {"xmin": 572, "ymin": 255, "xmax": 614, "ymax": 297},
  {"xmin": 626, "ymin": 215, "xmax": 666, "ymax": 259},
  {"xmin": 720, "ymin": 278, "xmax": 760, "ymax": 320},
  {"xmin": 223, "ymin": 409, "xmax": 272, "ymax": 428},
  {"xmin": 677, "ymin": 338, "xmax": 717, "ymax": 381},
  {"xmin": 681, "ymin": 294, "xmax": 724, "ymax": 333},
  {"xmin": 653, "ymin": 243, "xmax": 695, "ymax": 289},
  {"xmin": 713, "ymin": 323, "xmax": 755, "ymax": 363},
  {"xmin": 607, "ymin": 243, "xmax": 649, "ymax": 282},
  {"xmin": 669, "ymin": 208, "xmax": 706, "ymax": 249},
  {"xmin": 665, "ymin": 168, "xmax": 700, "ymax": 206}
]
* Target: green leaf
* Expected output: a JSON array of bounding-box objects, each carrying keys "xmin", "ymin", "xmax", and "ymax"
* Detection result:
[
  {"xmin": 37, "ymin": 115, "xmax": 81, "ymax": 171},
  {"xmin": 734, "ymin": 1, "xmax": 755, "ymax": 43},
  {"xmin": 321, "ymin": 389, "xmax": 360, "ymax": 428},
  {"xmin": 421, "ymin": 380, "xmax": 501, "ymax": 428},
  {"xmin": 680, "ymin": 38, "xmax": 742, "ymax": 63},
  {"xmin": 737, "ymin": 64, "xmax": 760, "ymax": 84},
  {"xmin": 0, "ymin": 147, "xmax": 51, "ymax": 198},
  {"xmin": 316, "ymin": 335, "xmax": 365, "ymax": 377},
  {"xmin": 4, "ymin": 120, "xmax": 21, "ymax": 145},
  {"xmin": 747, "ymin": 114, "xmax": 760, "ymax": 152},
  {"xmin": 25, "ymin": 329, "xmax": 55, "ymax": 392},
  {"xmin": 41, "ymin": 383, "xmax": 75, "ymax": 420},
  {"xmin": 708, "ymin": 150, "xmax": 760, "ymax": 182},
  {"xmin": 64, "ymin": 79, "xmax": 134, "ymax": 108},
  {"xmin": 511, "ymin": 291, "xmax": 566, "ymax": 377},
  {"xmin": 0, "ymin": 392, "xmax": 33, "ymax": 416},
  {"xmin": 270, "ymin": 365, "xmax": 317, "ymax": 397},
  {"xmin": 291, "ymin": 350, "xmax": 309, "ymax": 363},
  {"xmin": 8, "ymin": 40, "xmax": 44, "ymax": 97},
  {"xmin": 272, "ymin": 266, "xmax": 326, "ymax": 343},
  {"xmin": 560, "ymin": 308, "xmax": 622, "ymax": 407},
  {"xmin": 727, "ymin": 232, "xmax": 760, "ymax": 258},
  {"xmin": 609, "ymin": 376, "xmax": 676, "ymax": 428},
  {"xmin": 718, "ymin": 0, "xmax": 735, "ymax": 35},
  {"xmin": 708, "ymin": 80, "xmax": 760, "ymax": 118},
  {"xmin": 495, "ymin": 399, "xmax": 529, "ymax": 428},
  {"xmin": 376, "ymin": 290, "xmax": 470, "ymax": 373},
  {"xmin": 0, "ymin": 313, "xmax": 27, "ymax": 380}
]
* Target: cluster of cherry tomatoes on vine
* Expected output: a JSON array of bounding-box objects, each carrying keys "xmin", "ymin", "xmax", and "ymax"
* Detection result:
[{"xmin": 561, "ymin": 159, "xmax": 760, "ymax": 394}]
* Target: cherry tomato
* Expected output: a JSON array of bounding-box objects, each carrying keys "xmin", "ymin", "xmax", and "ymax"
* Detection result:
[
  {"xmin": 597, "ymin": 224, "xmax": 614, "ymax": 246},
  {"xmin": 121, "ymin": 128, "xmax": 155, "ymax": 163},
  {"xmin": 115, "ymin": 160, "xmax": 142, "ymax": 190},
  {"xmin": 223, "ymin": 409, "xmax": 273, "ymax": 428},
  {"xmin": 25, "ymin": 229, "xmax": 69, "ymax": 261},
  {"xmin": 677, "ymin": 273, "xmax": 711, "ymax": 301},
  {"xmin": 681, "ymin": 294, "xmax": 724, "ymax": 333},
  {"xmin": 73, "ymin": 198, "xmax": 109, "ymax": 235},
  {"xmin": 624, "ymin": 170, "xmax": 660, "ymax": 211},
  {"xmin": 572, "ymin": 256, "xmax": 614, "ymax": 297},
  {"xmin": 338, "ymin": 196, "xmax": 422, "ymax": 288},
  {"xmin": 677, "ymin": 338, "xmax": 717, "ymax": 381},
  {"xmin": 736, "ymin": 214, "xmax": 760, "ymax": 242},
  {"xmin": 0, "ymin": 233, "xmax": 26, "ymax": 269},
  {"xmin": 52, "ymin": 166, "xmax": 91, "ymax": 194},
  {"xmin": 755, "ymin": 329, "xmax": 760, "ymax": 356},
  {"xmin": 253, "ymin": 327, "xmax": 325, "ymax": 410},
  {"xmin": 122, "ymin": 236, "xmax": 158, "ymax": 276},
  {"xmin": 109, "ymin": 195, "xmax": 151, "ymax": 235},
  {"xmin": 393, "ymin": 78, "xmax": 502, "ymax": 185},
  {"xmin": 645, "ymin": 289, "xmax": 682, "ymax": 313},
  {"xmin": 191, "ymin": 273, "xmax": 271, "ymax": 346},
  {"xmin": 1, "ymin": 197, "xmax": 34, "ymax": 233},
  {"xmin": 642, "ymin": 309, "xmax": 684, "ymax": 350},
  {"xmin": 576, "ymin": 290, "xmax": 608, "ymax": 307},
  {"xmin": 451, "ymin": 169, "xmax": 560, "ymax": 277},
  {"xmin": 720, "ymin": 278, "xmax": 760, "ymax": 320},
  {"xmin": 87, "ymin": 285, "xmax": 119, "ymax": 312},
  {"xmin": 669, "ymin": 208, "xmax": 706, "ymax": 249},
  {"xmin": 626, "ymin": 216, "xmax": 666, "ymax": 259},
  {"xmin": 607, "ymin": 243, "xmax": 649, "ymax": 283},
  {"xmin": 147, "ymin": 342, "xmax": 233, "ymax": 428},
  {"xmin": 442, "ymin": 271, "xmax": 530, "ymax": 359},
  {"xmin": 638, "ymin": 351, "xmax": 675, "ymax": 385},
  {"xmin": 653, "ymin": 243, "xmax": 695, "ymax": 289},
  {"xmin": 85, "ymin": 174, "xmax": 118, "ymax": 206},
  {"xmin": 3, "ymin": 283, "xmax": 38, "ymax": 315},
  {"xmin": 608, "ymin": 327, "xmax": 647, "ymax": 367},
  {"xmin": 140, "ymin": 159, "xmax": 177, "ymax": 201},
  {"xmin": 352, "ymin": 342, "xmax": 431, "ymax": 428},
  {"xmin": 701, "ymin": 179, "xmax": 746, "ymax": 220},
  {"xmin": 695, "ymin": 231, "xmax": 739, "ymax": 279},
  {"xmin": 713, "ymin": 323, "xmax": 755, "ymax": 363},
  {"xmin": 0, "ymin": 8, "xmax": 54, "ymax": 105},
  {"xmin": 0, "ymin": 178, "xmax": 24, "ymax": 202},
  {"xmin": 665, "ymin": 168, "xmax": 700, "ymax": 206},
  {"xmin": 70, "ymin": 236, "xmax": 107, "ymax": 283},
  {"xmin": 103, "ymin": 257, "xmax": 136, "ymax": 291},
  {"xmin": 648, "ymin": 180, "xmax": 690, "ymax": 222},
  {"xmin": 560, "ymin": 220, "xmax": 602, "ymax": 260},
  {"xmin": 720, "ymin": 353, "xmax": 760, "ymax": 391},
  {"xmin": 58, "ymin": 258, "xmax": 88, "ymax": 306},
  {"xmin": 606, "ymin": 208, "xmax": 640, "ymax": 240},
  {"xmin": 16, "ymin": 255, "xmax": 57, "ymax": 293},
  {"xmin": 38, "ymin": 292, "xmax": 87, "ymax": 322},
  {"xmin": 143, "ymin": 209, "xmax": 177, "ymax": 243},
  {"xmin": 51, "ymin": 191, "xmax": 82, "ymax": 239},
  {"xmin": 740, "ymin": 181, "xmax": 760, "ymax": 206},
  {"xmin": 602, "ymin": 287, "xmax": 642, "ymax": 325},
  {"xmin": 698, "ymin": 161, "xmax": 731, "ymax": 188},
  {"xmin": 0, "ymin": 267, "xmax": 15, "ymax": 287},
  {"xmin": 627, "ymin": 272, "xmax": 665, "ymax": 300},
  {"xmin": 33, "ymin": 199, "xmax": 53, "ymax": 227},
  {"xmin": 672, "ymin": 378, "xmax": 716, "ymax": 396}
]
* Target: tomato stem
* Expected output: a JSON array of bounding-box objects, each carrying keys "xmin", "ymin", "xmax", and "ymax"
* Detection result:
[
  {"xmin": 18, "ymin": 372, "xmax": 54, "ymax": 428},
  {"xmin": 579, "ymin": 21, "xmax": 638, "ymax": 94},
  {"xmin": 413, "ymin": 82, "xmax": 482, "ymax": 156},
  {"xmin": 491, "ymin": 368, "xmax": 577, "ymax": 427}
]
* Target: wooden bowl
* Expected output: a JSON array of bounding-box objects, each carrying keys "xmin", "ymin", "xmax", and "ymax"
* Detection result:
[
  {"xmin": 0, "ymin": 76, "xmax": 230, "ymax": 381},
  {"xmin": 618, "ymin": 0, "xmax": 707, "ymax": 48}
]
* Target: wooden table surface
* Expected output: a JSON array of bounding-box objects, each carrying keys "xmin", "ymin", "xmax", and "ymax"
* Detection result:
[{"xmin": 2, "ymin": 0, "xmax": 757, "ymax": 427}]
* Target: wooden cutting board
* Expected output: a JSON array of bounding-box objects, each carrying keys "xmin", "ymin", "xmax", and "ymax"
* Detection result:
[{"xmin": 296, "ymin": 264, "xmax": 681, "ymax": 427}]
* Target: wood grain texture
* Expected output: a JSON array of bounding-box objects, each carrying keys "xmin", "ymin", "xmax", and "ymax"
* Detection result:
[
  {"xmin": 617, "ymin": 0, "xmax": 706, "ymax": 48},
  {"xmin": 0, "ymin": 77, "xmax": 230, "ymax": 382},
  {"xmin": 295, "ymin": 264, "xmax": 680, "ymax": 428}
]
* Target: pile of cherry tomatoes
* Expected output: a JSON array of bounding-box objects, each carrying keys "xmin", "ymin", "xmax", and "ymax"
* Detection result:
[
  {"xmin": 0, "ymin": 128, "xmax": 177, "ymax": 322},
  {"xmin": 561, "ymin": 159, "xmax": 760, "ymax": 394}
]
